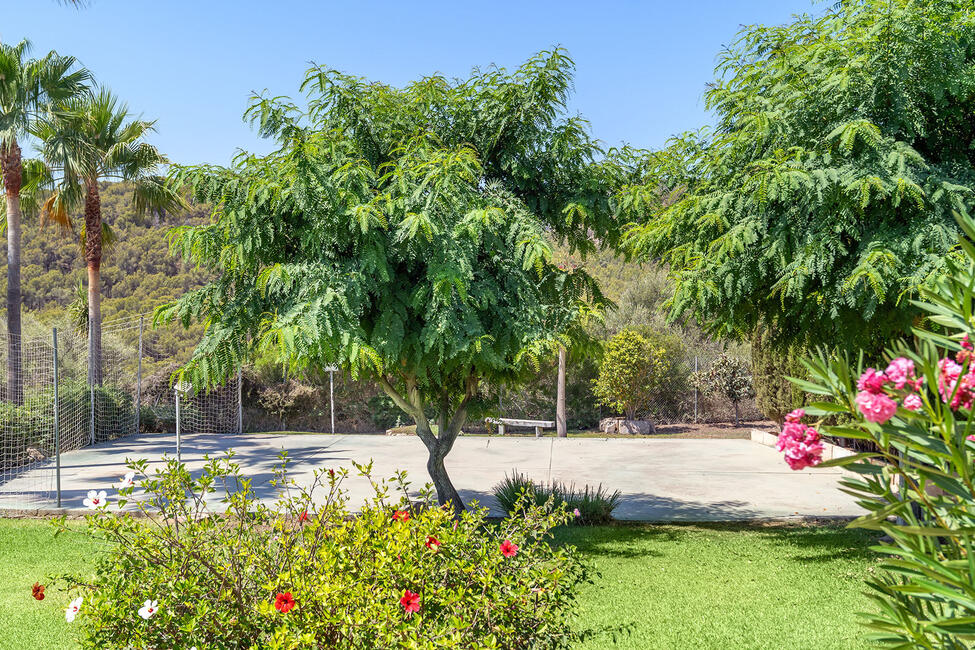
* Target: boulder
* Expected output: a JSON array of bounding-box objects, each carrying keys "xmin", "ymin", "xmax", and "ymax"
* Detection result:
[
  {"xmin": 618, "ymin": 419, "xmax": 655, "ymax": 435},
  {"xmin": 599, "ymin": 417, "xmax": 621, "ymax": 434}
]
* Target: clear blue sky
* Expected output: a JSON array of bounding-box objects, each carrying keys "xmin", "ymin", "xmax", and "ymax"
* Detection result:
[{"xmin": 2, "ymin": 0, "xmax": 820, "ymax": 166}]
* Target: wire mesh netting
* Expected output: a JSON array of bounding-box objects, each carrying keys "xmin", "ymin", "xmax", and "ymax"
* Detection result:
[{"xmin": 0, "ymin": 316, "xmax": 241, "ymax": 508}]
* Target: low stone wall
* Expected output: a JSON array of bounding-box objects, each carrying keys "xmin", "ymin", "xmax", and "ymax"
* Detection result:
[{"xmin": 750, "ymin": 429, "xmax": 857, "ymax": 462}]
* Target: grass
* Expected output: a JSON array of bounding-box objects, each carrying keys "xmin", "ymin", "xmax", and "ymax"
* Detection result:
[{"xmin": 0, "ymin": 519, "xmax": 880, "ymax": 649}]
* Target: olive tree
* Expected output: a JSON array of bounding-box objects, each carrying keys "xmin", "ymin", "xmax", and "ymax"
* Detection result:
[{"xmin": 160, "ymin": 50, "xmax": 632, "ymax": 513}]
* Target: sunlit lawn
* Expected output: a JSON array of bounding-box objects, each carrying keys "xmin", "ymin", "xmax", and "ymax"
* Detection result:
[{"xmin": 0, "ymin": 518, "xmax": 879, "ymax": 649}]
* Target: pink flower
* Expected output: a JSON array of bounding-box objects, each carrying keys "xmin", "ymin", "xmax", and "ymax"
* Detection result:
[
  {"xmin": 963, "ymin": 334, "xmax": 973, "ymax": 351},
  {"xmin": 400, "ymin": 589, "xmax": 420, "ymax": 615},
  {"xmin": 967, "ymin": 434, "xmax": 975, "ymax": 443},
  {"xmin": 938, "ymin": 358, "xmax": 975, "ymax": 410},
  {"xmin": 857, "ymin": 368, "xmax": 887, "ymax": 394},
  {"xmin": 500, "ymin": 540, "xmax": 519, "ymax": 558},
  {"xmin": 884, "ymin": 357, "xmax": 915, "ymax": 390},
  {"xmin": 776, "ymin": 421, "xmax": 824, "ymax": 470},
  {"xmin": 856, "ymin": 391, "xmax": 898, "ymax": 424},
  {"xmin": 784, "ymin": 408, "xmax": 805, "ymax": 423},
  {"xmin": 572, "ymin": 508, "xmax": 581, "ymax": 518},
  {"xmin": 903, "ymin": 393, "xmax": 923, "ymax": 411}
]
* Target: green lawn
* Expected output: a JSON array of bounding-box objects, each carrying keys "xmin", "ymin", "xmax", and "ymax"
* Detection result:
[{"xmin": 0, "ymin": 519, "xmax": 880, "ymax": 649}]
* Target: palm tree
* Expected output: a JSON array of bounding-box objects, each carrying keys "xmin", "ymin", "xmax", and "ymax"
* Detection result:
[
  {"xmin": 0, "ymin": 39, "xmax": 89, "ymax": 402},
  {"xmin": 38, "ymin": 87, "xmax": 181, "ymax": 385}
]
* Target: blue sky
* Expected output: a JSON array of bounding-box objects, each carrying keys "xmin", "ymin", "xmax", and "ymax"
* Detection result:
[{"xmin": 3, "ymin": 1, "xmax": 820, "ymax": 166}]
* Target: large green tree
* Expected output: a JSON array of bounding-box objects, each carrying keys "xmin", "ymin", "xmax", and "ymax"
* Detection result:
[
  {"xmin": 0, "ymin": 39, "xmax": 89, "ymax": 402},
  {"xmin": 38, "ymin": 87, "xmax": 181, "ymax": 385},
  {"xmin": 161, "ymin": 50, "xmax": 631, "ymax": 512},
  {"xmin": 624, "ymin": 0, "xmax": 975, "ymax": 352}
]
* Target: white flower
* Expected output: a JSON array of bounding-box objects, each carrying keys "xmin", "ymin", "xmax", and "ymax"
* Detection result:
[
  {"xmin": 83, "ymin": 490, "xmax": 108, "ymax": 509},
  {"xmin": 138, "ymin": 599, "xmax": 159, "ymax": 620},
  {"xmin": 118, "ymin": 471, "xmax": 135, "ymax": 489},
  {"xmin": 65, "ymin": 596, "xmax": 83, "ymax": 623}
]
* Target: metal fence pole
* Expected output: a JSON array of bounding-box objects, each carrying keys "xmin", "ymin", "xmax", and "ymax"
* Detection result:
[
  {"xmin": 88, "ymin": 324, "xmax": 95, "ymax": 445},
  {"xmin": 329, "ymin": 368, "xmax": 335, "ymax": 434},
  {"xmin": 175, "ymin": 388, "xmax": 182, "ymax": 462},
  {"xmin": 53, "ymin": 328, "xmax": 61, "ymax": 508},
  {"xmin": 237, "ymin": 366, "xmax": 243, "ymax": 434},
  {"xmin": 135, "ymin": 316, "xmax": 143, "ymax": 434},
  {"xmin": 693, "ymin": 355, "xmax": 699, "ymax": 423}
]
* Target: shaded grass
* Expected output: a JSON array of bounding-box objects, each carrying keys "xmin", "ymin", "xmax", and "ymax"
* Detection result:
[
  {"xmin": 554, "ymin": 522, "xmax": 880, "ymax": 649},
  {"xmin": 0, "ymin": 519, "xmax": 880, "ymax": 649}
]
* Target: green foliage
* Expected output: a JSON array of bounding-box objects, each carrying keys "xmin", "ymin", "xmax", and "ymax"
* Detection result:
[
  {"xmin": 796, "ymin": 213, "xmax": 975, "ymax": 646},
  {"xmin": 492, "ymin": 471, "xmax": 621, "ymax": 525},
  {"xmin": 692, "ymin": 353, "xmax": 754, "ymax": 425},
  {"xmin": 751, "ymin": 327, "xmax": 810, "ymax": 423},
  {"xmin": 160, "ymin": 50, "xmax": 637, "ymax": 508},
  {"xmin": 624, "ymin": 0, "xmax": 975, "ymax": 351},
  {"xmin": 60, "ymin": 455, "xmax": 590, "ymax": 649},
  {"xmin": 591, "ymin": 329, "xmax": 671, "ymax": 420}
]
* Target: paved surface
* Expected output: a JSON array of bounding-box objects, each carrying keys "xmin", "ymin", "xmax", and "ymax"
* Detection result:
[{"xmin": 0, "ymin": 433, "xmax": 862, "ymax": 520}]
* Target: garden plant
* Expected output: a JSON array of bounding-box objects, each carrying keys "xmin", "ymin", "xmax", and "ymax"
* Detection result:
[
  {"xmin": 51, "ymin": 453, "xmax": 590, "ymax": 649},
  {"xmin": 777, "ymin": 213, "xmax": 975, "ymax": 646}
]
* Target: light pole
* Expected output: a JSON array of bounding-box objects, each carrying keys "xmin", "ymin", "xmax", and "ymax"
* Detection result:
[
  {"xmin": 173, "ymin": 380, "xmax": 191, "ymax": 462},
  {"xmin": 324, "ymin": 366, "xmax": 337, "ymax": 434}
]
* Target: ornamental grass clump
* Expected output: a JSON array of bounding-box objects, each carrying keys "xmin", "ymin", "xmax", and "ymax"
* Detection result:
[
  {"xmin": 493, "ymin": 471, "xmax": 621, "ymax": 525},
  {"xmin": 775, "ymin": 214, "xmax": 975, "ymax": 647},
  {"xmin": 51, "ymin": 454, "xmax": 590, "ymax": 649}
]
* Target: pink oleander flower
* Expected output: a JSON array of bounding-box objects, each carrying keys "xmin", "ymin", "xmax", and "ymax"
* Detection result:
[
  {"xmin": 65, "ymin": 596, "xmax": 82, "ymax": 623},
  {"xmin": 903, "ymin": 393, "xmax": 923, "ymax": 411},
  {"xmin": 856, "ymin": 390, "xmax": 898, "ymax": 424},
  {"xmin": 776, "ymin": 421, "xmax": 824, "ymax": 470},
  {"xmin": 967, "ymin": 434, "xmax": 975, "ymax": 443},
  {"xmin": 884, "ymin": 357, "xmax": 915, "ymax": 390},
  {"xmin": 784, "ymin": 408, "xmax": 805, "ymax": 423},
  {"xmin": 963, "ymin": 334, "xmax": 973, "ymax": 351},
  {"xmin": 857, "ymin": 368, "xmax": 887, "ymax": 394},
  {"xmin": 938, "ymin": 358, "xmax": 975, "ymax": 410},
  {"xmin": 83, "ymin": 490, "xmax": 108, "ymax": 510}
]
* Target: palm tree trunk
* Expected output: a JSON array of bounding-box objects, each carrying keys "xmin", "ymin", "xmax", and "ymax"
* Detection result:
[
  {"xmin": 1, "ymin": 138, "xmax": 23, "ymax": 404},
  {"xmin": 556, "ymin": 346, "xmax": 567, "ymax": 437},
  {"xmin": 84, "ymin": 181, "xmax": 102, "ymax": 386}
]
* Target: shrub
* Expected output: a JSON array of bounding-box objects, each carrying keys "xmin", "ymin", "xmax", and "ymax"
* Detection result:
[
  {"xmin": 751, "ymin": 328, "xmax": 810, "ymax": 423},
  {"xmin": 776, "ymin": 215, "xmax": 975, "ymax": 647},
  {"xmin": 692, "ymin": 353, "xmax": 755, "ymax": 425},
  {"xmin": 592, "ymin": 329, "xmax": 671, "ymax": 420},
  {"xmin": 493, "ymin": 472, "xmax": 621, "ymax": 525},
  {"xmin": 54, "ymin": 455, "xmax": 590, "ymax": 649}
]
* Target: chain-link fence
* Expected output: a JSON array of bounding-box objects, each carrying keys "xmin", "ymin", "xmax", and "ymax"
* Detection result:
[{"xmin": 0, "ymin": 318, "xmax": 241, "ymax": 508}]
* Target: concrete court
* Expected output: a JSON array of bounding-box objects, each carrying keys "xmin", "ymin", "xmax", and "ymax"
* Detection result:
[{"xmin": 0, "ymin": 432, "xmax": 863, "ymax": 520}]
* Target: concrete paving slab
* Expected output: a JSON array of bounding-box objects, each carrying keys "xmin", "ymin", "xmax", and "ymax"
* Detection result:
[{"xmin": 0, "ymin": 433, "xmax": 863, "ymax": 521}]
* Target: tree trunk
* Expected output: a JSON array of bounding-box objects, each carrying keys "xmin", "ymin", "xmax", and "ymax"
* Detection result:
[
  {"xmin": 84, "ymin": 181, "xmax": 103, "ymax": 386},
  {"xmin": 1, "ymin": 138, "xmax": 23, "ymax": 404},
  {"xmin": 556, "ymin": 346, "xmax": 567, "ymax": 437},
  {"xmin": 425, "ymin": 434, "xmax": 463, "ymax": 516},
  {"xmin": 733, "ymin": 400, "xmax": 740, "ymax": 427}
]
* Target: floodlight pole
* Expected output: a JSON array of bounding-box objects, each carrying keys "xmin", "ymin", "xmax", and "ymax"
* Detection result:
[{"xmin": 325, "ymin": 366, "xmax": 337, "ymax": 434}]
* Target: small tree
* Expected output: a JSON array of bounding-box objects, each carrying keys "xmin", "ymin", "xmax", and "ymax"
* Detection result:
[
  {"xmin": 692, "ymin": 353, "xmax": 754, "ymax": 425},
  {"xmin": 592, "ymin": 330, "xmax": 670, "ymax": 421},
  {"xmin": 159, "ymin": 50, "xmax": 633, "ymax": 514}
]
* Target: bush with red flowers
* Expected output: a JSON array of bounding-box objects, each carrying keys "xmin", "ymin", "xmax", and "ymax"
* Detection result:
[{"xmin": 55, "ymin": 454, "xmax": 589, "ymax": 649}]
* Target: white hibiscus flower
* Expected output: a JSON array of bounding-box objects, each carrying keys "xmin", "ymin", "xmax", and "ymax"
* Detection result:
[
  {"xmin": 82, "ymin": 490, "xmax": 108, "ymax": 509},
  {"xmin": 65, "ymin": 596, "xmax": 83, "ymax": 623},
  {"xmin": 118, "ymin": 471, "xmax": 136, "ymax": 489},
  {"xmin": 138, "ymin": 599, "xmax": 159, "ymax": 619}
]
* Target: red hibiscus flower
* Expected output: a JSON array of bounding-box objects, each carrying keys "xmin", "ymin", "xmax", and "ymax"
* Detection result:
[
  {"xmin": 31, "ymin": 582, "xmax": 45, "ymax": 601},
  {"xmin": 400, "ymin": 589, "xmax": 421, "ymax": 615},
  {"xmin": 500, "ymin": 539, "xmax": 519, "ymax": 558},
  {"xmin": 393, "ymin": 510, "xmax": 411, "ymax": 522},
  {"xmin": 274, "ymin": 592, "xmax": 296, "ymax": 613},
  {"xmin": 425, "ymin": 536, "xmax": 441, "ymax": 552},
  {"xmin": 298, "ymin": 510, "xmax": 310, "ymax": 523}
]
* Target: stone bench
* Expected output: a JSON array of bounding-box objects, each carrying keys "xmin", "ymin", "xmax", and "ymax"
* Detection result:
[{"xmin": 485, "ymin": 417, "xmax": 556, "ymax": 437}]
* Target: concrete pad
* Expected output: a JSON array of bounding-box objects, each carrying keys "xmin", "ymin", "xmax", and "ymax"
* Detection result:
[{"xmin": 0, "ymin": 433, "xmax": 863, "ymax": 521}]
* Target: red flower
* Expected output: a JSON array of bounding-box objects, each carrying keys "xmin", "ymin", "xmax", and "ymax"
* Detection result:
[
  {"xmin": 274, "ymin": 592, "xmax": 296, "ymax": 614},
  {"xmin": 328, "ymin": 468, "xmax": 335, "ymax": 478},
  {"xmin": 425, "ymin": 536, "xmax": 441, "ymax": 552},
  {"xmin": 31, "ymin": 582, "xmax": 45, "ymax": 601},
  {"xmin": 298, "ymin": 510, "xmax": 310, "ymax": 523},
  {"xmin": 393, "ymin": 510, "xmax": 411, "ymax": 522},
  {"xmin": 500, "ymin": 540, "xmax": 519, "ymax": 558},
  {"xmin": 400, "ymin": 589, "xmax": 421, "ymax": 615}
]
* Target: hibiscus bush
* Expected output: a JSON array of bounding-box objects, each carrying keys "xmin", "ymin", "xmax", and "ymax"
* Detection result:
[
  {"xmin": 52, "ymin": 455, "xmax": 590, "ymax": 649},
  {"xmin": 774, "ymin": 215, "xmax": 975, "ymax": 647}
]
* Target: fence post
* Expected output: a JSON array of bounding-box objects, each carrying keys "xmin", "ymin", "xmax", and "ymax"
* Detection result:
[
  {"xmin": 135, "ymin": 316, "xmax": 144, "ymax": 434},
  {"xmin": 53, "ymin": 328, "xmax": 61, "ymax": 508},
  {"xmin": 237, "ymin": 366, "xmax": 243, "ymax": 434},
  {"xmin": 329, "ymin": 368, "xmax": 335, "ymax": 434},
  {"xmin": 175, "ymin": 388, "xmax": 182, "ymax": 462},
  {"xmin": 693, "ymin": 355, "xmax": 699, "ymax": 423},
  {"xmin": 88, "ymin": 324, "xmax": 95, "ymax": 445}
]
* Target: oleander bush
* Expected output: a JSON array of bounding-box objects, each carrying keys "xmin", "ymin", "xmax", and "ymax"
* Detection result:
[
  {"xmin": 493, "ymin": 472, "xmax": 621, "ymax": 525},
  {"xmin": 775, "ymin": 214, "xmax": 975, "ymax": 647},
  {"xmin": 54, "ymin": 454, "xmax": 591, "ymax": 649}
]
